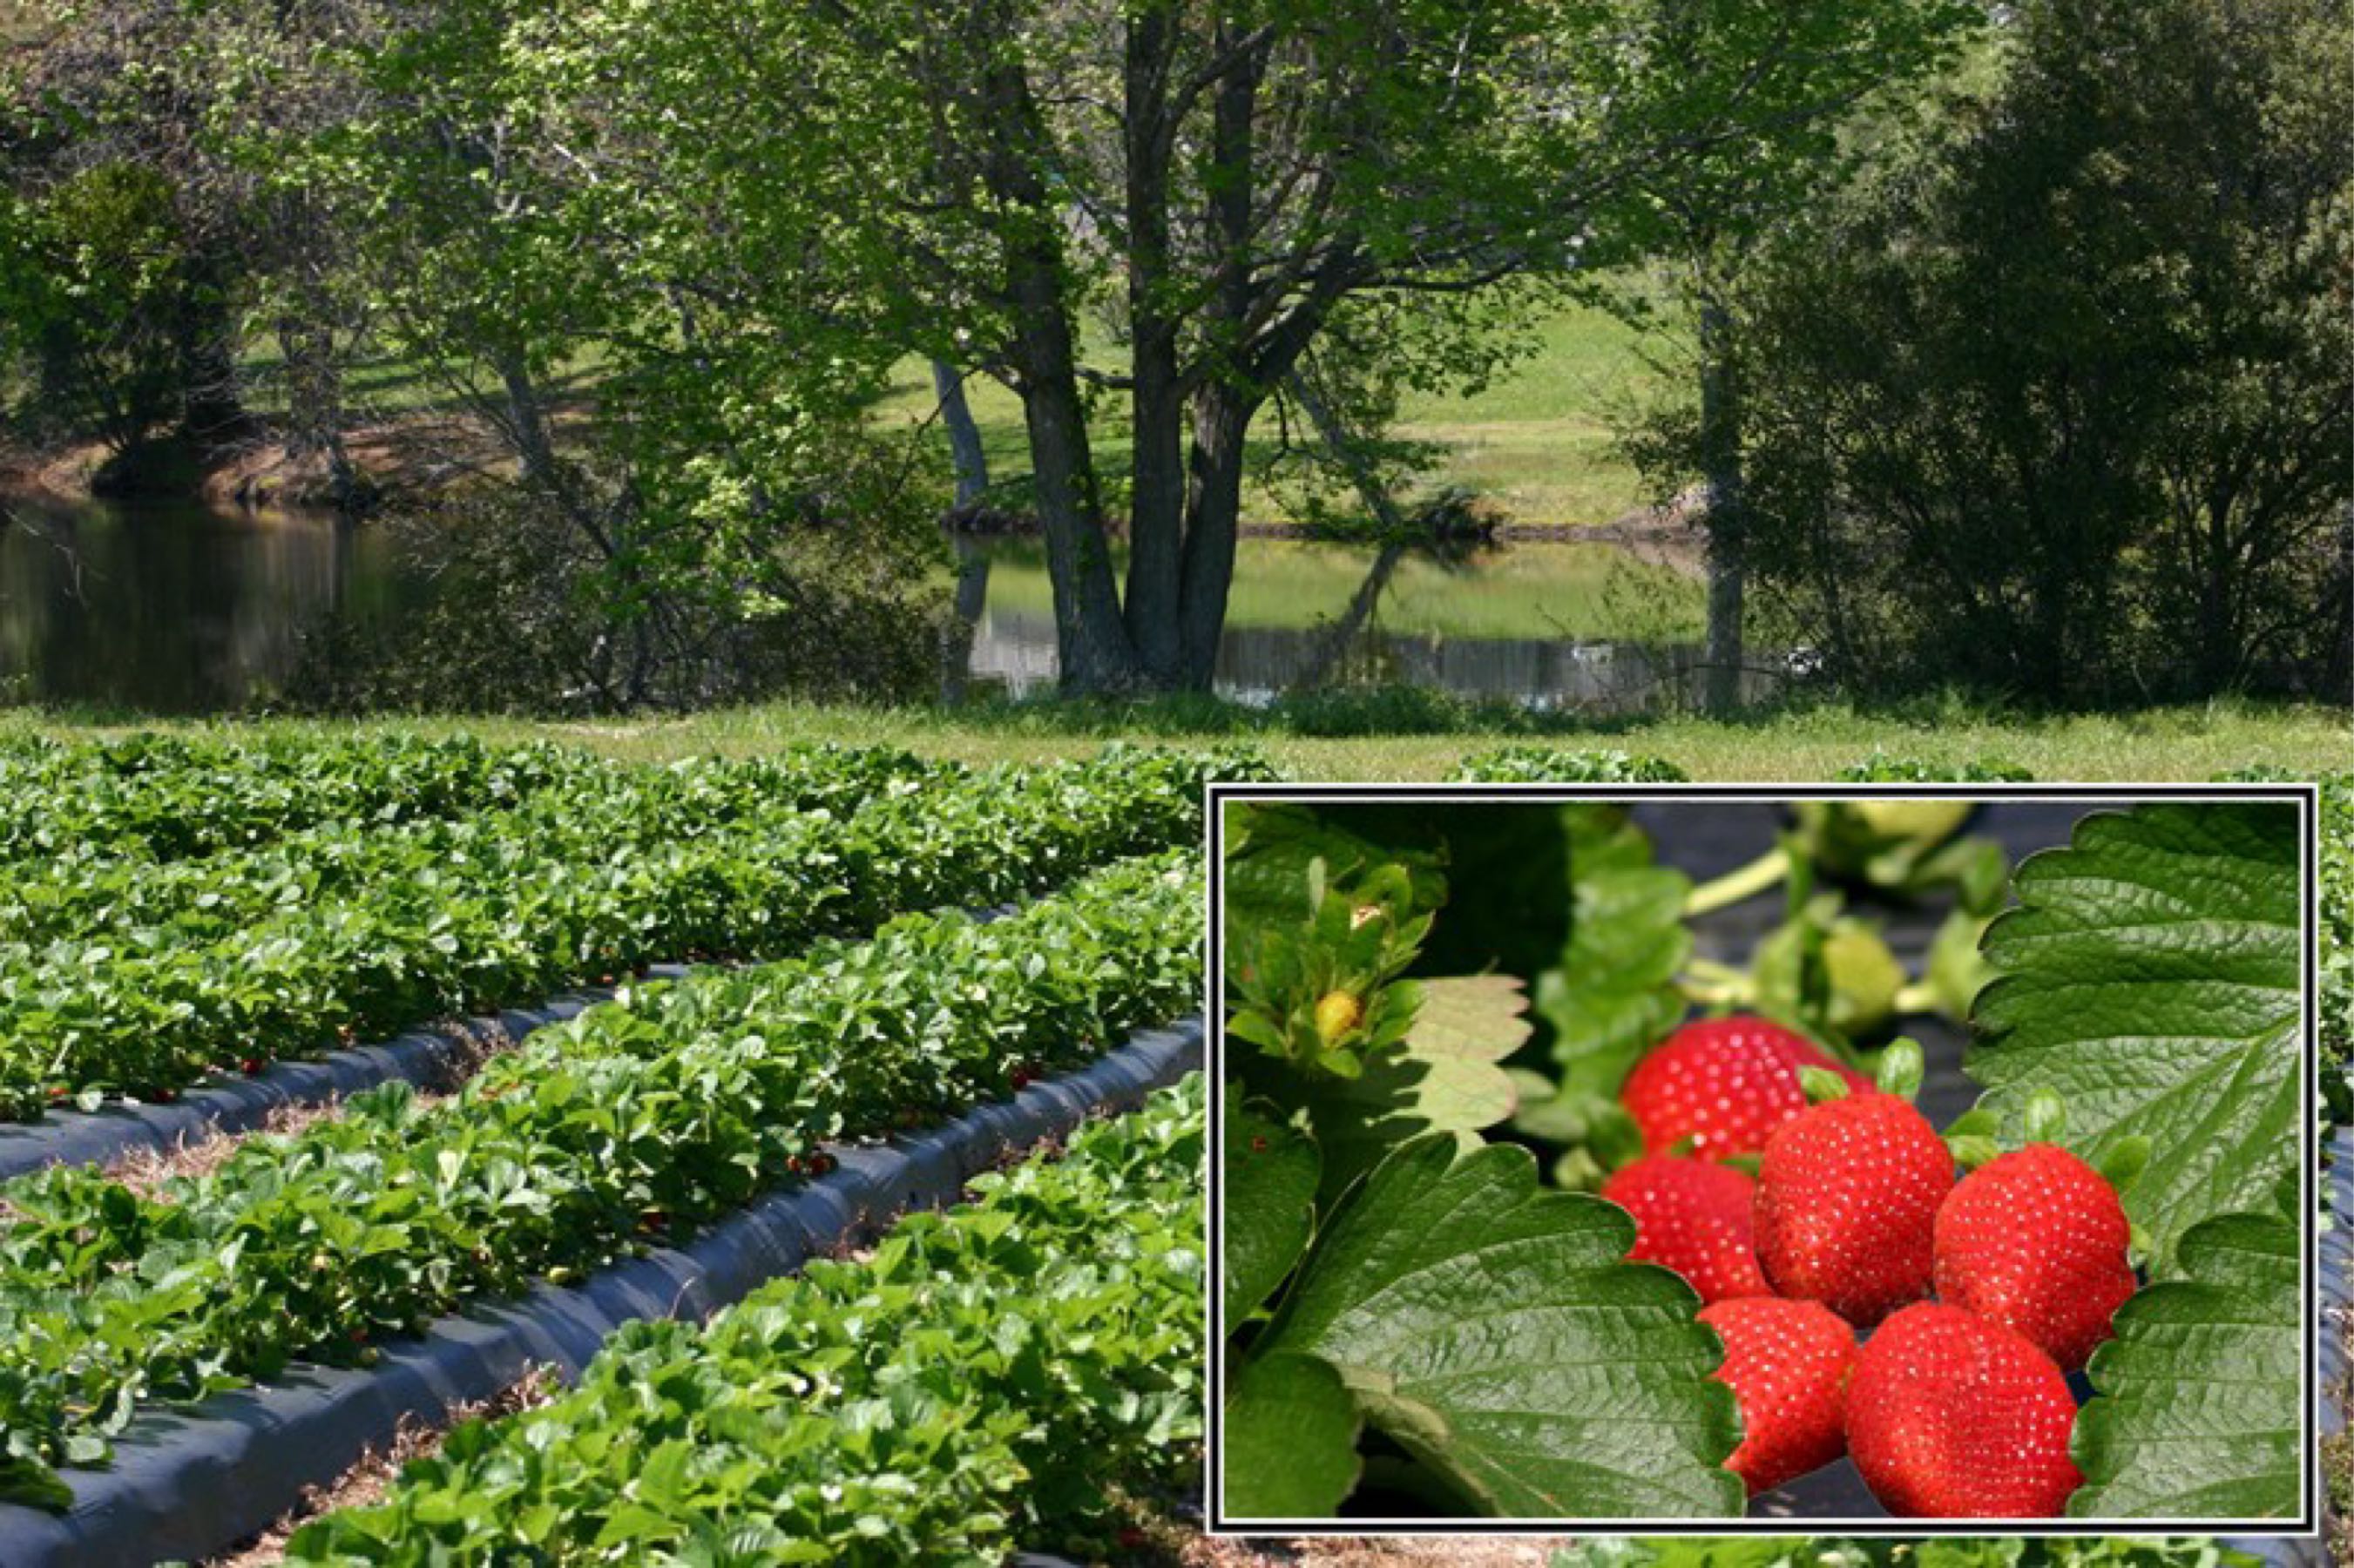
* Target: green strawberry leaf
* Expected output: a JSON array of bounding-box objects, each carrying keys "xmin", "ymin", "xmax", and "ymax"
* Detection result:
[
  {"xmin": 0, "ymin": 1455, "xmax": 71, "ymax": 1511},
  {"xmin": 1223, "ymin": 1352, "xmax": 1364, "ymax": 1519},
  {"xmin": 1222, "ymin": 803, "xmax": 1445, "ymax": 941},
  {"xmin": 1255, "ymin": 1133, "xmax": 1742, "ymax": 1519},
  {"xmin": 2068, "ymin": 1211, "xmax": 2302, "ymax": 1520},
  {"xmin": 1538, "ymin": 806, "xmax": 1692, "ymax": 1098},
  {"xmin": 1968, "ymin": 802, "xmax": 2302, "ymax": 1274},
  {"xmin": 1224, "ymin": 1094, "xmax": 1322, "ymax": 1323}
]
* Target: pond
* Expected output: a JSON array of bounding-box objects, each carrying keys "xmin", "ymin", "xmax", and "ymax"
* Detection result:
[{"xmin": 0, "ymin": 498, "xmax": 1773, "ymax": 713}]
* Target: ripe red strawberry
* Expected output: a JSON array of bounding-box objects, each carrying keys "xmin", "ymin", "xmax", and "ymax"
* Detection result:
[
  {"xmin": 1601, "ymin": 1156, "xmax": 1772, "ymax": 1304},
  {"xmin": 1699, "ymin": 1296, "xmax": 1857, "ymax": 1494},
  {"xmin": 1932, "ymin": 1144, "xmax": 2137, "ymax": 1372},
  {"xmin": 1621, "ymin": 1016, "xmax": 1875, "ymax": 1159},
  {"xmin": 1754, "ymin": 1090, "xmax": 1952, "ymax": 1327},
  {"xmin": 1845, "ymin": 1301, "xmax": 2083, "ymax": 1517}
]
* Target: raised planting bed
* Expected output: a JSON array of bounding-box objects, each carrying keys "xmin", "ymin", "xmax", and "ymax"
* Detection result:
[
  {"xmin": 278, "ymin": 1073, "xmax": 1211, "ymax": 1568},
  {"xmin": 0, "ymin": 852, "xmax": 1203, "ymax": 1518},
  {"xmin": 0, "ymin": 1025, "xmax": 1204, "ymax": 1568},
  {"xmin": 0, "ymin": 740, "xmax": 1265, "ymax": 1117}
]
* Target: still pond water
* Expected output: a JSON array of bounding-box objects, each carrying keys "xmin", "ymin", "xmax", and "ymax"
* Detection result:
[{"xmin": 0, "ymin": 499, "xmax": 1763, "ymax": 713}]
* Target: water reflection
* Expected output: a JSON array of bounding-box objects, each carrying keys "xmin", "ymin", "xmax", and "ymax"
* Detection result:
[
  {"xmin": 0, "ymin": 498, "xmax": 1753, "ymax": 713},
  {"xmin": 0, "ymin": 499, "xmax": 409, "ymax": 712},
  {"xmin": 965, "ymin": 602, "xmax": 1778, "ymax": 710},
  {"xmin": 959, "ymin": 535, "xmax": 1775, "ymax": 711}
]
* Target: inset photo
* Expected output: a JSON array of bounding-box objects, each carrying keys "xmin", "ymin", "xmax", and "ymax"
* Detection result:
[{"xmin": 1209, "ymin": 782, "xmax": 2318, "ymax": 1536}]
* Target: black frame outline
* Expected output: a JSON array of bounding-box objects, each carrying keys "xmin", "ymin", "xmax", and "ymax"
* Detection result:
[{"xmin": 1201, "ymin": 781, "xmax": 2323, "ymax": 1539}]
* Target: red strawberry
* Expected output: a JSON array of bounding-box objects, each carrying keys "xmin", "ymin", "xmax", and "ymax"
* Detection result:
[
  {"xmin": 1844, "ymin": 1301, "xmax": 2083, "ymax": 1517},
  {"xmin": 1754, "ymin": 1090, "xmax": 1952, "ymax": 1327},
  {"xmin": 1601, "ymin": 1156, "xmax": 1772, "ymax": 1304},
  {"xmin": 1932, "ymin": 1144, "xmax": 2136, "ymax": 1372},
  {"xmin": 1621, "ymin": 1016, "xmax": 1874, "ymax": 1159},
  {"xmin": 1699, "ymin": 1296, "xmax": 1857, "ymax": 1494}
]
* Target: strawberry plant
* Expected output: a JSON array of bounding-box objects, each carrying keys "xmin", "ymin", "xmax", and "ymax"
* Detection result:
[
  {"xmin": 0, "ymin": 850, "xmax": 1206, "ymax": 1507},
  {"xmin": 279, "ymin": 1074, "xmax": 1213, "ymax": 1565},
  {"xmin": 1219, "ymin": 791, "xmax": 2309, "ymax": 1524},
  {"xmin": 0, "ymin": 732, "xmax": 606, "ymax": 864},
  {"xmin": 0, "ymin": 740, "xmax": 1265, "ymax": 1115},
  {"xmin": 1451, "ymin": 746, "xmax": 1690, "ymax": 783}
]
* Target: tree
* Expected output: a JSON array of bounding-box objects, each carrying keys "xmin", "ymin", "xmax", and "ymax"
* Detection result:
[
  {"xmin": 1671, "ymin": 0, "xmax": 2350, "ymax": 703},
  {"xmin": 0, "ymin": 3, "xmax": 254, "ymax": 470},
  {"xmin": 238, "ymin": 0, "xmax": 946, "ymax": 710},
  {"xmin": 1610, "ymin": 13, "xmax": 1990, "ymax": 713},
  {"xmin": 506, "ymin": 0, "xmax": 1982, "ymax": 693}
]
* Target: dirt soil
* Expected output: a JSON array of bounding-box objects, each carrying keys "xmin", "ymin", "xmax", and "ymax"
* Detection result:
[{"xmin": 1, "ymin": 402, "xmax": 595, "ymax": 510}]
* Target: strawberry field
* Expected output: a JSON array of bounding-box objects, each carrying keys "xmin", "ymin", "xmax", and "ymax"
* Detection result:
[
  {"xmin": 0, "ymin": 731, "xmax": 1254, "ymax": 1565},
  {"xmin": 1219, "ymin": 775, "xmax": 2318, "ymax": 1536}
]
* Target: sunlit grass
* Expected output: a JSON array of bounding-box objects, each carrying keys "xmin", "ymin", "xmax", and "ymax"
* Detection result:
[
  {"xmin": 871, "ymin": 298, "xmax": 1663, "ymax": 528},
  {"xmin": 971, "ymin": 537, "xmax": 1701, "ymax": 641},
  {"xmin": 7, "ymin": 696, "xmax": 2343, "ymax": 783}
]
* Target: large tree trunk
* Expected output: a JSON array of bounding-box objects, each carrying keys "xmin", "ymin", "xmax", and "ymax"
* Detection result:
[
  {"xmin": 1172, "ymin": 23, "xmax": 1265, "ymax": 692},
  {"xmin": 497, "ymin": 351, "xmax": 564, "ymax": 497},
  {"xmin": 1007, "ymin": 272, "xmax": 1137, "ymax": 693},
  {"xmin": 1697, "ymin": 298, "xmax": 1748, "ymax": 715},
  {"xmin": 978, "ymin": 51, "xmax": 1137, "ymax": 693},
  {"xmin": 1177, "ymin": 388, "xmax": 1251, "ymax": 688},
  {"xmin": 1120, "ymin": 4, "xmax": 1187, "ymax": 686}
]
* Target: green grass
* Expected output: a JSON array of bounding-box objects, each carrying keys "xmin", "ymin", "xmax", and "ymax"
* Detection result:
[
  {"xmin": 4, "ymin": 697, "xmax": 2343, "ymax": 782},
  {"xmin": 874, "ymin": 298, "xmax": 1660, "ymax": 528},
  {"xmin": 1390, "ymin": 303, "xmax": 1662, "ymax": 523},
  {"xmin": 971, "ymin": 536, "xmax": 1700, "ymax": 640}
]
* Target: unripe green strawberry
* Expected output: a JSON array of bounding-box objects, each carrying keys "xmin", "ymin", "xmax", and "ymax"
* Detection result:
[
  {"xmin": 1754, "ymin": 1090, "xmax": 1951, "ymax": 1327},
  {"xmin": 1621, "ymin": 1015, "xmax": 1873, "ymax": 1159},
  {"xmin": 1699, "ymin": 1296, "xmax": 1857, "ymax": 1495},
  {"xmin": 1601, "ymin": 1156, "xmax": 1772, "ymax": 1305},
  {"xmin": 1312, "ymin": 990, "xmax": 1363, "ymax": 1045},
  {"xmin": 1845, "ymin": 1301, "xmax": 2083, "ymax": 1517},
  {"xmin": 1932, "ymin": 1143, "xmax": 2137, "ymax": 1372}
]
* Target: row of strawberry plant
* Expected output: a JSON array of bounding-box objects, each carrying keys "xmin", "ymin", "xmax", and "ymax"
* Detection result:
[
  {"xmin": 281, "ymin": 1072, "xmax": 1208, "ymax": 1566},
  {"xmin": 0, "ymin": 732, "xmax": 606, "ymax": 865},
  {"xmin": 0, "ymin": 742, "xmax": 932, "ymax": 951},
  {"xmin": 0, "ymin": 743, "xmax": 1250, "ymax": 1117},
  {"xmin": 0, "ymin": 851, "xmax": 1204, "ymax": 1510}
]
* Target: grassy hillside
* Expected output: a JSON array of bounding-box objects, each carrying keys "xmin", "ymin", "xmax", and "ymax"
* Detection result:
[{"xmin": 874, "ymin": 299, "xmax": 1663, "ymax": 529}]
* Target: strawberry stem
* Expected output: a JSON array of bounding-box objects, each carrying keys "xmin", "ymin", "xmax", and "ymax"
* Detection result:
[
  {"xmin": 1891, "ymin": 978, "xmax": 1942, "ymax": 1017},
  {"xmin": 1684, "ymin": 848, "xmax": 1791, "ymax": 917},
  {"xmin": 1678, "ymin": 956, "xmax": 1755, "ymax": 1004}
]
